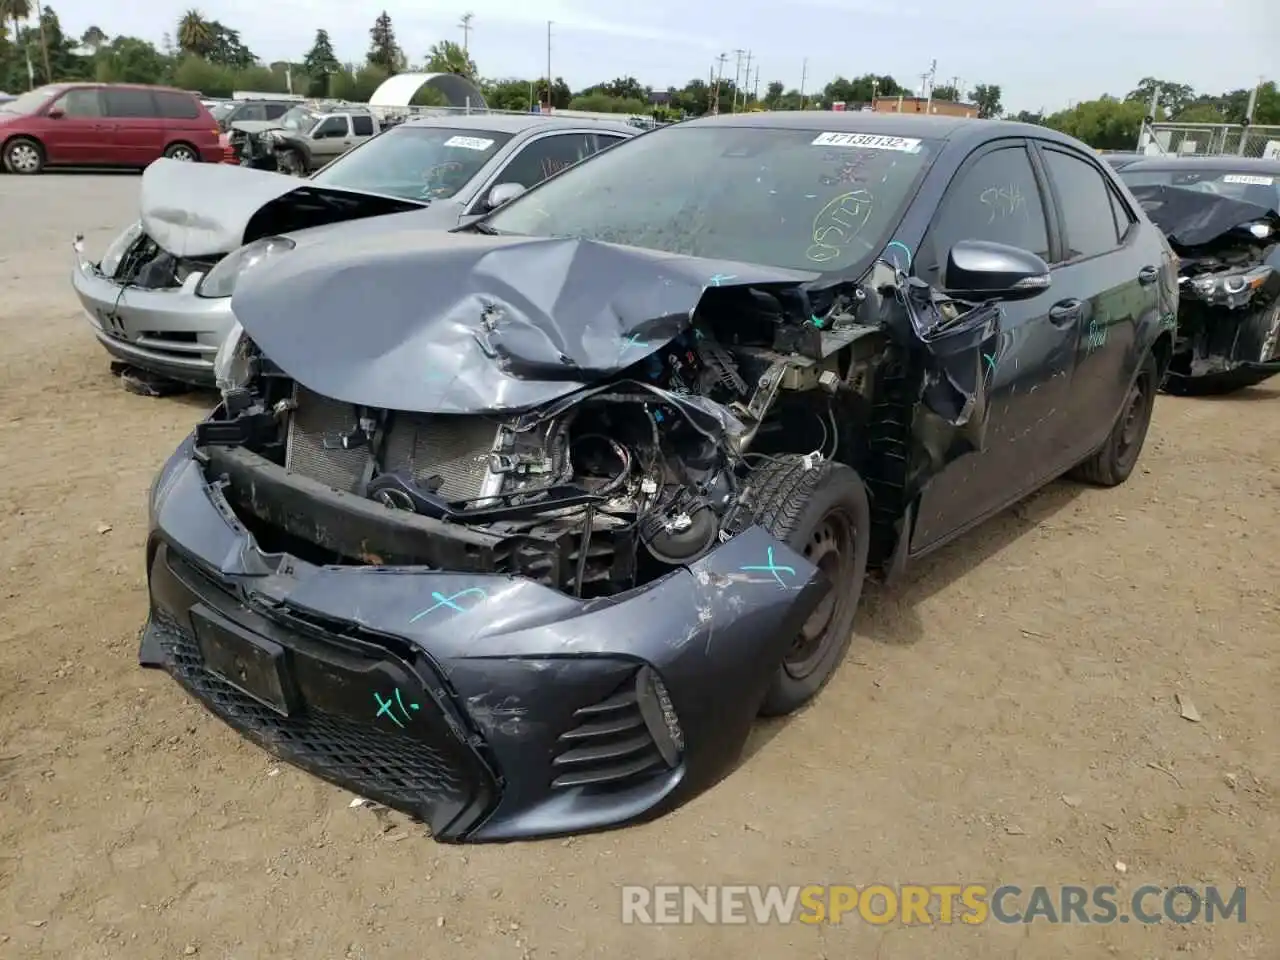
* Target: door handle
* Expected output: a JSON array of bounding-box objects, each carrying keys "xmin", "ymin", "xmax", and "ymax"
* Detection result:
[
  {"xmin": 1138, "ymin": 265, "xmax": 1159, "ymax": 285},
  {"xmin": 1049, "ymin": 299, "xmax": 1083, "ymax": 326}
]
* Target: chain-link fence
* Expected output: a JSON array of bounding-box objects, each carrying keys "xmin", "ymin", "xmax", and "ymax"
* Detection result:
[{"xmin": 1141, "ymin": 122, "xmax": 1280, "ymax": 159}]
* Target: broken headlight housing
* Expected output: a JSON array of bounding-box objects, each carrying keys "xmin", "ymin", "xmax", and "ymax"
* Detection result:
[
  {"xmin": 1185, "ymin": 265, "xmax": 1273, "ymax": 308},
  {"xmin": 197, "ymin": 235, "xmax": 295, "ymax": 299},
  {"xmin": 213, "ymin": 320, "xmax": 256, "ymax": 392},
  {"xmin": 99, "ymin": 221, "xmax": 143, "ymax": 279}
]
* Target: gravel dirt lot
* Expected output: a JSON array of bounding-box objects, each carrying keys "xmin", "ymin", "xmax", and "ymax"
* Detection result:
[{"xmin": 0, "ymin": 173, "xmax": 1277, "ymax": 960}]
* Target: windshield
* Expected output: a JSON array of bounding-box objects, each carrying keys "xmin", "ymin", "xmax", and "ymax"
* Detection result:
[
  {"xmin": 483, "ymin": 126, "xmax": 936, "ymax": 272},
  {"xmin": 209, "ymin": 102, "xmax": 235, "ymax": 121},
  {"xmin": 279, "ymin": 107, "xmax": 320, "ymax": 132},
  {"xmin": 311, "ymin": 126, "xmax": 514, "ymax": 201},
  {"xmin": 1120, "ymin": 167, "xmax": 1280, "ymax": 211},
  {"xmin": 0, "ymin": 84, "xmax": 67, "ymax": 115}
]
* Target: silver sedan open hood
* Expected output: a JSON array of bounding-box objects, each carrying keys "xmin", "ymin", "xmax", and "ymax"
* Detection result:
[{"xmin": 138, "ymin": 158, "xmax": 425, "ymax": 259}]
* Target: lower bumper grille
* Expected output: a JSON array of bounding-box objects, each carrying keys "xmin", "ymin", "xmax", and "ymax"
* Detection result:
[
  {"xmin": 285, "ymin": 384, "xmax": 499, "ymax": 500},
  {"xmin": 551, "ymin": 674, "xmax": 668, "ymax": 789},
  {"xmin": 148, "ymin": 605, "xmax": 494, "ymax": 837}
]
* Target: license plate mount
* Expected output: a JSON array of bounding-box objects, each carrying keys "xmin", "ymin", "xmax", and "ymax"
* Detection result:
[{"xmin": 191, "ymin": 606, "xmax": 297, "ymax": 716}]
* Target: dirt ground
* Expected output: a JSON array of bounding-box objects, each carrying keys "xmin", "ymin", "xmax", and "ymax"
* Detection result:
[{"xmin": 0, "ymin": 173, "xmax": 1276, "ymax": 960}]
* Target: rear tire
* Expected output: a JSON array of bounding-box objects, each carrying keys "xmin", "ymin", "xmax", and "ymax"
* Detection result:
[
  {"xmin": 3, "ymin": 136, "xmax": 44, "ymax": 174},
  {"xmin": 749, "ymin": 457, "xmax": 870, "ymax": 717},
  {"xmin": 1069, "ymin": 351, "xmax": 1158, "ymax": 487},
  {"xmin": 163, "ymin": 142, "xmax": 198, "ymax": 162}
]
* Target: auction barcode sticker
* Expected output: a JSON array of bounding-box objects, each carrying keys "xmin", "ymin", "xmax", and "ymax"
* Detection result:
[
  {"xmin": 1222, "ymin": 174, "xmax": 1274, "ymax": 185},
  {"xmin": 812, "ymin": 133, "xmax": 922, "ymax": 152},
  {"xmin": 444, "ymin": 135, "xmax": 496, "ymax": 150}
]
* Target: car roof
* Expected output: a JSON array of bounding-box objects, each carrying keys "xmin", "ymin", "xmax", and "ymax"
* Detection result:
[
  {"xmin": 678, "ymin": 110, "xmax": 1088, "ymax": 151},
  {"xmin": 398, "ymin": 113, "xmax": 637, "ymax": 135},
  {"xmin": 1119, "ymin": 155, "xmax": 1280, "ymax": 174}
]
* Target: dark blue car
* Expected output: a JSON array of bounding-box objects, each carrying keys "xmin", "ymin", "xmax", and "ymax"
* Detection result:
[{"xmin": 140, "ymin": 111, "xmax": 1178, "ymax": 841}]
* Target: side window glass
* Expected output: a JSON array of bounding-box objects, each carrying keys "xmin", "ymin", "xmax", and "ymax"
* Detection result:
[
  {"xmin": 351, "ymin": 114, "xmax": 374, "ymax": 136},
  {"xmin": 155, "ymin": 91, "xmax": 200, "ymax": 119},
  {"xmin": 265, "ymin": 103, "xmax": 289, "ymax": 119},
  {"xmin": 103, "ymin": 89, "xmax": 158, "ymax": 118},
  {"xmin": 925, "ymin": 146, "xmax": 1050, "ymax": 277},
  {"xmin": 314, "ymin": 116, "xmax": 348, "ymax": 138},
  {"xmin": 57, "ymin": 89, "xmax": 102, "ymax": 117},
  {"xmin": 1043, "ymin": 148, "xmax": 1121, "ymax": 260},
  {"xmin": 240, "ymin": 103, "xmax": 266, "ymax": 121},
  {"xmin": 497, "ymin": 134, "xmax": 594, "ymax": 189},
  {"xmin": 1108, "ymin": 185, "xmax": 1133, "ymax": 242}
]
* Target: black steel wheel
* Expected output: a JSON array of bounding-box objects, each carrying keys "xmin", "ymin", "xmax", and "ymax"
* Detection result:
[
  {"xmin": 748, "ymin": 457, "xmax": 870, "ymax": 716},
  {"xmin": 1070, "ymin": 350, "xmax": 1158, "ymax": 487}
]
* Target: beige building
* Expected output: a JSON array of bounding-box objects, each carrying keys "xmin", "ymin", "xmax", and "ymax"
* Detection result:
[{"xmin": 870, "ymin": 96, "xmax": 979, "ymax": 119}]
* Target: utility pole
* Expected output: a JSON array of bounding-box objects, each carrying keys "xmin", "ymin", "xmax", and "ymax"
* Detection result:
[
  {"xmin": 737, "ymin": 50, "xmax": 753, "ymax": 112},
  {"xmin": 545, "ymin": 20, "xmax": 553, "ymax": 112},
  {"xmin": 752, "ymin": 65, "xmax": 760, "ymax": 105},
  {"xmin": 459, "ymin": 12, "xmax": 474, "ymax": 54},
  {"xmin": 923, "ymin": 58, "xmax": 937, "ymax": 113},
  {"xmin": 1238, "ymin": 75, "xmax": 1263, "ymax": 156},
  {"xmin": 731, "ymin": 49, "xmax": 745, "ymax": 112},
  {"xmin": 712, "ymin": 52, "xmax": 727, "ymax": 115},
  {"xmin": 799, "ymin": 57, "xmax": 808, "ymax": 110}
]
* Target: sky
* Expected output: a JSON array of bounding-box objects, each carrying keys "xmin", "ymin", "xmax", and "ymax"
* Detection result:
[{"xmin": 44, "ymin": 0, "xmax": 1277, "ymax": 113}]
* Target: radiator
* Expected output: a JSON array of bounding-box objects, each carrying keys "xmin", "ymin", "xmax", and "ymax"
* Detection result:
[{"xmin": 284, "ymin": 385, "xmax": 500, "ymax": 501}]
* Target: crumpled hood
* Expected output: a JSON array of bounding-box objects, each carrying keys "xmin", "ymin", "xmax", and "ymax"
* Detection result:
[
  {"xmin": 139, "ymin": 158, "xmax": 426, "ymax": 258},
  {"xmin": 230, "ymin": 228, "xmax": 816, "ymax": 414},
  {"xmin": 1128, "ymin": 183, "xmax": 1280, "ymax": 249}
]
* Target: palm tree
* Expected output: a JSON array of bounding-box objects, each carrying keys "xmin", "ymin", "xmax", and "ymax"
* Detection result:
[
  {"xmin": 0, "ymin": 0, "xmax": 34, "ymax": 88},
  {"xmin": 177, "ymin": 9, "xmax": 212, "ymax": 56},
  {"xmin": 80, "ymin": 25, "xmax": 107, "ymax": 52}
]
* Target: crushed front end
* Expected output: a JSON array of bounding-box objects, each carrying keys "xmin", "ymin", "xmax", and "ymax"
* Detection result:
[
  {"xmin": 141, "ymin": 235, "xmax": 1001, "ymax": 840},
  {"xmin": 1131, "ymin": 184, "xmax": 1280, "ymax": 394}
]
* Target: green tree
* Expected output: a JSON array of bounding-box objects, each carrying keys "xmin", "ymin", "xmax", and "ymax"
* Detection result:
[
  {"xmin": 302, "ymin": 28, "xmax": 339, "ymax": 95},
  {"xmin": 79, "ymin": 24, "xmax": 106, "ymax": 51},
  {"xmin": 971, "ymin": 83, "xmax": 1002, "ymax": 119},
  {"xmin": 367, "ymin": 11, "xmax": 402, "ymax": 74},
  {"xmin": 481, "ymin": 76, "xmax": 537, "ymax": 111},
  {"xmin": 205, "ymin": 21, "xmax": 253, "ymax": 69},
  {"xmin": 0, "ymin": 0, "xmax": 33, "ymax": 88},
  {"xmin": 763, "ymin": 79, "xmax": 783, "ymax": 109},
  {"xmin": 1044, "ymin": 96, "xmax": 1153, "ymax": 150},
  {"xmin": 930, "ymin": 84, "xmax": 959, "ymax": 102},
  {"xmin": 424, "ymin": 39, "xmax": 475, "ymax": 79},
  {"xmin": 1125, "ymin": 77, "xmax": 1195, "ymax": 116},
  {"xmin": 94, "ymin": 35, "xmax": 167, "ymax": 83},
  {"xmin": 1010, "ymin": 109, "xmax": 1044, "ymax": 125},
  {"xmin": 568, "ymin": 91, "xmax": 646, "ymax": 113},
  {"xmin": 177, "ymin": 9, "xmax": 212, "ymax": 57}
]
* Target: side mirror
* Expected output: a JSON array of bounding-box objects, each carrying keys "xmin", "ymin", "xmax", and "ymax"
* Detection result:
[
  {"xmin": 47, "ymin": 107, "xmax": 65, "ymax": 119},
  {"xmin": 485, "ymin": 182, "xmax": 526, "ymax": 210},
  {"xmin": 943, "ymin": 239, "xmax": 1051, "ymax": 302}
]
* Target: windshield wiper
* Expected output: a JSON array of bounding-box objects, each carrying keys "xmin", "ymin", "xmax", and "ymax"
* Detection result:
[{"xmin": 467, "ymin": 221, "xmax": 502, "ymax": 235}]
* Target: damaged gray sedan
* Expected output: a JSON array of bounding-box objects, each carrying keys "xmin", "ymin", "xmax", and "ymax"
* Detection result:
[{"xmin": 141, "ymin": 113, "xmax": 1175, "ymax": 841}]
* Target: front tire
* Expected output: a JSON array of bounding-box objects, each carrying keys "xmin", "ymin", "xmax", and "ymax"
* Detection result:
[
  {"xmin": 3, "ymin": 137, "xmax": 44, "ymax": 174},
  {"xmin": 1070, "ymin": 350, "xmax": 1158, "ymax": 487},
  {"xmin": 749, "ymin": 457, "xmax": 870, "ymax": 716},
  {"xmin": 277, "ymin": 149, "xmax": 305, "ymax": 176}
]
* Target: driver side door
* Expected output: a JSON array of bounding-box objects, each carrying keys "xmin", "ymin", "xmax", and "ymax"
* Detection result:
[
  {"xmin": 910, "ymin": 140, "xmax": 1078, "ymax": 552},
  {"xmin": 309, "ymin": 115, "xmax": 352, "ymax": 164}
]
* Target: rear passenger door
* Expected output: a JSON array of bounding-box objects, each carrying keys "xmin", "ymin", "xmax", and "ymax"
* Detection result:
[
  {"xmin": 910, "ymin": 140, "xmax": 1078, "ymax": 550},
  {"xmin": 1033, "ymin": 143, "xmax": 1151, "ymax": 463},
  {"xmin": 102, "ymin": 88, "xmax": 166, "ymax": 165}
]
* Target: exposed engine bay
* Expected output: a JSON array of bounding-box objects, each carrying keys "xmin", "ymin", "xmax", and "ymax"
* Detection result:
[
  {"xmin": 197, "ymin": 239, "xmax": 999, "ymax": 599},
  {"xmin": 1129, "ymin": 184, "xmax": 1280, "ymax": 390}
]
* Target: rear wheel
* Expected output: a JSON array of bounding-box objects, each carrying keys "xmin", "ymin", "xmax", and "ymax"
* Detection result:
[
  {"xmin": 3, "ymin": 137, "xmax": 44, "ymax": 174},
  {"xmin": 163, "ymin": 142, "xmax": 198, "ymax": 162},
  {"xmin": 749, "ymin": 457, "xmax": 870, "ymax": 716},
  {"xmin": 1069, "ymin": 351, "xmax": 1158, "ymax": 487}
]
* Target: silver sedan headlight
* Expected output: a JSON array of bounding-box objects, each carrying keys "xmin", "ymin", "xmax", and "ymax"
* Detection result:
[
  {"xmin": 196, "ymin": 235, "xmax": 295, "ymax": 299},
  {"xmin": 213, "ymin": 320, "xmax": 256, "ymax": 392},
  {"xmin": 99, "ymin": 221, "xmax": 144, "ymax": 278}
]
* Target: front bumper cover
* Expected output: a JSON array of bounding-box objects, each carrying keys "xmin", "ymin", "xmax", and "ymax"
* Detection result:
[
  {"xmin": 141, "ymin": 443, "xmax": 828, "ymax": 841},
  {"xmin": 72, "ymin": 244, "xmax": 232, "ymax": 386},
  {"xmin": 1169, "ymin": 300, "xmax": 1280, "ymax": 389}
]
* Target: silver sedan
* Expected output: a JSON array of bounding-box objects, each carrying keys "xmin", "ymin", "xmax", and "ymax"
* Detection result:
[{"xmin": 73, "ymin": 114, "xmax": 636, "ymax": 387}]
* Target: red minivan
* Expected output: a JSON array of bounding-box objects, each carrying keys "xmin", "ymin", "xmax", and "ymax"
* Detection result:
[{"xmin": 0, "ymin": 82, "xmax": 223, "ymax": 174}]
